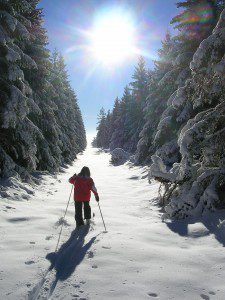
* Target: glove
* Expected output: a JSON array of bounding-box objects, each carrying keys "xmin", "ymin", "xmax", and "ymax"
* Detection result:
[{"xmin": 95, "ymin": 194, "xmax": 99, "ymax": 202}]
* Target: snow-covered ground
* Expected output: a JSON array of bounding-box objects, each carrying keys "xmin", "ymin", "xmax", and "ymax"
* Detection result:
[{"xmin": 1, "ymin": 141, "xmax": 225, "ymax": 300}]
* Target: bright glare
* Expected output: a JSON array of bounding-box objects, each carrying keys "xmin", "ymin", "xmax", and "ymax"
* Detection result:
[{"xmin": 90, "ymin": 12, "xmax": 136, "ymax": 65}]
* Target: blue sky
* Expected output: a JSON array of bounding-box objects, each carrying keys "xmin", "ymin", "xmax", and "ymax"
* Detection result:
[{"xmin": 39, "ymin": 0, "xmax": 179, "ymax": 133}]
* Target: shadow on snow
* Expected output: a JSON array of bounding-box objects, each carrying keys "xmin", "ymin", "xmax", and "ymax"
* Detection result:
[
  {"xmin": 46, "ymin": 225, "xmax": 97, "ymax": 281},
  {"xmin": 28, "ymin": 225, "xmax": 98, "ymax": 300},
  {"xmin": 165, "ymin": 210, "xmax": 225, "ymax": 247}
]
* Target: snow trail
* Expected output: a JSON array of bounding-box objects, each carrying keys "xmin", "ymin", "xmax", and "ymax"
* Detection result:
[{"xmin": 1, "ymin": 143, "xmax": 225, "ymax": 299}]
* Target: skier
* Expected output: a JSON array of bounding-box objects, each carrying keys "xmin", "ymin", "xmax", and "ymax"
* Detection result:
[{"xmin": 69, "ymin": 166, "xmax": 99, "ymax": 228}]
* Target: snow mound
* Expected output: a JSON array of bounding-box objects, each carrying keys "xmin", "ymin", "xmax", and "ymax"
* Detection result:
[{"xmin": 110, "ymin": 148, "xmax": 130, "ymax": 165}]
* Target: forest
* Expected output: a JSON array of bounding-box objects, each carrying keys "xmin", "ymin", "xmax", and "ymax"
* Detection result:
[
  {"xmin": 94, "ymin": 0, "xmax": 225, "ymax": 219},
  {"xmin": 1, "ymin": 1, "xmax": 225, "ymax": 299},
  {"xmin": 0, "ymin": 0, "xmax": 86, "ymax": 182}
]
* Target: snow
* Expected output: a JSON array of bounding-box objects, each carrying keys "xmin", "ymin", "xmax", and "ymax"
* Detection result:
[
  {"xmin": 110, "ymin": 148, "xmax": 130, "ymax": 165},
  {"xmin": 0, "ymin": 11, "xmax": 17, "ymax": 32},
  {"xmin": 1, "ymin": 140, "xmax": 225, "ymax": 300},
  {"xmin": 149, "ymin": 155, "xmax": 177, "ymax": 183}
]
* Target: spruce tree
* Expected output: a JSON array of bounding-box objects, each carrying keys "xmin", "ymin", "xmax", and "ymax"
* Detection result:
[
  {"xmin": 0, "ymin": 0, "xmax": 41, "ymax": 179},
  {"xmin": 49, "ymin": 50, "xmax": 86, "ymax": 162},
  {"xmin": 150, "ymin": 8, "xmax": 225, "ymax": 218},
  {"xmin": 152, "ymin": 0, "xmax": 225, "ymax": 168},
  {"xmin": 135, "ymin": 33, "xmax": 182, "ymax": 164},
  {"xmin": 95, "ymin": 108, "xmax": 109, "ymax": 148},
  {"xmin": 0, "ymin": 1, "xmax": 86, "ymax": 180},
  {"xmin": 128, "ymin": 56, "xmax": 148, "ymax": 153}
]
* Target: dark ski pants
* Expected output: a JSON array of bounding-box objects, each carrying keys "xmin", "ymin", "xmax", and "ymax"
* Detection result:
[{"xmin": 74, "ymin": 201, "xmax": 91, "ymax": 226}]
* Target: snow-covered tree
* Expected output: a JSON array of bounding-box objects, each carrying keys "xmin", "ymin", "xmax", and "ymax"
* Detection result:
[
  {"xmin": 171, "ymin": 0, "xmax": 223, "ymax": 41},
  {"xmin": 150, "ymin": 8, "xmax": 225, "ymax": 219},
  {"xmin": 0, "ymin": 0, "xmax": 41, "ymax": 179},
  {"xmin": 49, "ymin": 50, "xmax": 86, "ymax": 162},
  {"xmin": 135, "ymin": 33, "xmax": 186, "ymax": 164},
  {"xmin": 128, "ymin": 56, "xmax": 149, "ymax": 153},
  {"xmin": 95, "ymin": 108, "xmax": 111, "ymax": 149},
  {"xmin": 0, "ymin": 1, "xmax": 86, "ymax": 180}
]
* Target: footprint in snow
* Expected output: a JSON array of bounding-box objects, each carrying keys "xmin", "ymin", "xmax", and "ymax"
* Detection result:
[
  {"xmin": 87, "ymin": 251, "xmax": 94, "ymax": 258},
  {"xmin": 25, "ymin": 260, "xmax": 35, "ymax": 265},
  {"xmin": 102, "ymin": 246, "xmax": 111, "ymax": 249},
  {"xmin": 92, "ymin": 265, "xmax": 98, "ymax": 269},
  {"xmin": 8, "ymin": 217, "xmax": 29, "ymax": 223},
  {"xmin": 128, "ymin": 176, "xmax": 139, "ymax": 180},
  {"xmin": 209, "ymin": 291, "xmax": 216, "ymax": 295},
  {"xmin": 148, "ymin": 292, "xmax": 158, "ymax": 298},
  {"xmin": 5, "ymin": 206, "xmax": 15, "ymax": 210},
  {"xmin": 200, "ymin": 294, "xmax": 210, "ymax": 300}
]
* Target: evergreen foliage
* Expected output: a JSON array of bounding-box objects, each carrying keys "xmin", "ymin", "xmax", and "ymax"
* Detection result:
[
  {"xmin": 95, "ymin": 1, "xmax": 225, "ymax": 218},
  {"xmin": 95, "ymin": 57, "xmax": 148, "ymax": 153},
  {"xmin": 0, "ymin": 0, "xmax": 86, "ymax": 180},
  {"xmin": 150, "ymin": 8, "xmax": 225, "ymax": 218}
]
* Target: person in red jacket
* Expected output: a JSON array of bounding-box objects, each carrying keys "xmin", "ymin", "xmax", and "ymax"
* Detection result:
[{"xmin": 69, "ymin": 166, "xmax": 99, "ymax": 227}]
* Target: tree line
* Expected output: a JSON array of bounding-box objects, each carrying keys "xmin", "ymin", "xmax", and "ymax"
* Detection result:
[
  {"xmin": 0, "ymin": 0, "xmax": 86, "ymax": 181},
  {"xmin": 95, "ymin": 0, "xmax": 225, "ymax": 218}
]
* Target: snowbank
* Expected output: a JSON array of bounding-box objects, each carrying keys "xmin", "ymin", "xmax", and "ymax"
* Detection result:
[{"xmin": 110, "ymin": 148, "xmax": 130, "ymax": 165}]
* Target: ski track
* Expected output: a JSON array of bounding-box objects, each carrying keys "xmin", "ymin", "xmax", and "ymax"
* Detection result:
[{"xmin": 0, "ymin": 142, "xmax": 225, "ymax": 299}]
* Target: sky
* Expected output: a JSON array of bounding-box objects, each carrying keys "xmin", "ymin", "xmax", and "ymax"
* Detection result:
[{"xmin": 39, "ymin": 0, "xmax": 179, "ymax": 133}]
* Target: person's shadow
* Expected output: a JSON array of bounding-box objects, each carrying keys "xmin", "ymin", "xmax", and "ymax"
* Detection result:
[{"xmin": 45, "ymin": 225, "xmax": 98, "ymax": 297}]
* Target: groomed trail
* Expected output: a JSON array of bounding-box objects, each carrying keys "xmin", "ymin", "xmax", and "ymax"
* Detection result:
[{"xmin": 1, "ymin": 141, "xmax": 225, "ymax": 300}]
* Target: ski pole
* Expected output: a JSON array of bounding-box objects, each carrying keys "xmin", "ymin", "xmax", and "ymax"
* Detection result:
[
  {"xmin": 97, "ymin": 202, "xmax": 107, "ymax": 232},
  {"xmin": 55, "ymin": 185, "xmax": 73, "ymax": 252}
]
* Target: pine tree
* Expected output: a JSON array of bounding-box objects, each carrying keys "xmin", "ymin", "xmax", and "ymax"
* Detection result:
[
  {"xmin": 128, "ymin": 56, "xmax": 148, "ymax": 153},
  {"xmin": 150, "ymin": 8, "xmax": 225, "ymax": 218},
  {"xmin": 135, "ymin": 33, "xmax": 182, "ymax": 164},
  {"xmin": 0, "ymin": 0, "xmax": 42, "ymax": 179},
  {"xmin": 152, "ymin": 0, "xmax": 225, "ymax": 168},
  {"xmin": 23, "ymin": 2, "xmax": 63, "ymax": 171},
  {"xmin": 0, "ymin": 1, "xmax": 86, "ymax": 180},
  {"xmin": 109, "ymin": 98, "xmax": 123, "ymax": 150},
  {"xmin": 95, "ymin": 108, "xmax": 109, "ymax": 148},
  {"xmin": 171, "ymin": 0, "xmax": 219, "ymax": 41},
  {"xmin": 49, "ymin": 50, "xmax": 86, "ymax": 162}
]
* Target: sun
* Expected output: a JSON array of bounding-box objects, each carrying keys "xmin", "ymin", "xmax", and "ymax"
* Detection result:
[{"xmin": 89, "ymin": 12, "xmax": 136, "ymax": 66}]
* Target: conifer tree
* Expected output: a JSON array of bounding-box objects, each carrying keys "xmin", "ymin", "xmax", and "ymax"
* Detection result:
[
  {"xmin": 23, "ymin": 2, "xmax": 63, "ymax": 171},
  {"xmin": 150, "ymin": 8, "xmax": 225, "ymax": 218},
  {"xmin": 171, "ymin": 0, "xmax": 221, "ymax": 41},
  {"xmin": 153, "ymin": 0, "xmax": 225, "ymax": 167},
  {"xmin": 135, "ymin": 33, "xmax": 182, "ymax": 164},
  {"xmin": 0, "ymin": 1, "xmax": 86, "ymax": 180},
  {"xmin": 0, "ymin": 0, "xmax": 41, "ymax": 178},
  {"xmin": 95, "ymin": 108, "xmax": 109, "ymax": 148},
  {"xmin": 109, "ymin": 98, "xmax": 123, "ymax": 150},
  {"xmin": 128, "ymin": 56, "xmax": 148, "ymax": 153},
  {"xmin": 49, "ymin": 50, "xmax": 86, "ymax": 161}
]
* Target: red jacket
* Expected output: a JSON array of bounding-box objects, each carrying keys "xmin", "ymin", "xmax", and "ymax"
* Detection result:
[{"xmin": 69, "ymin": 175, "xmax": 98, "ymax": 202}]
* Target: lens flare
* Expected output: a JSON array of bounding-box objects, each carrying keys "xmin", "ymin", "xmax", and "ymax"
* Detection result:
[{"xmin": 175, "ymin": 3, "xmax": 215, "ymax": 39}]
